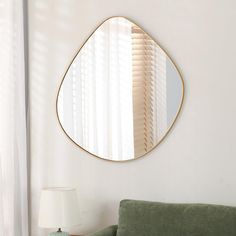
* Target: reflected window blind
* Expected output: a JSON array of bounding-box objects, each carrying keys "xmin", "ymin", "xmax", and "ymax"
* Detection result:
[
  {"xmin": 132, "ymin": 26, "xmax": 167, "ymax": 157},
  {"xmin": 153, "ymin": 44, "xmax": 167, "ymax": 142}
]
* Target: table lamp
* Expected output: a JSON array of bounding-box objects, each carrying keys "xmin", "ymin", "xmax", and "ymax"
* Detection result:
[{"xmin": 38, "ymin": 187, "xmax": 80, "ymax": 236}]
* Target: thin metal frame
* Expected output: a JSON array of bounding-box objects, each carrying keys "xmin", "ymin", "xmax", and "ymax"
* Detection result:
[{"xmin": 55, "ymin": 16, "xmax": 185, "ymax": 162}]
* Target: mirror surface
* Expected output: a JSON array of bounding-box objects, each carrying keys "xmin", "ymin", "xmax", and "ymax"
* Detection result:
[{"xmin": 57, "ymin": 17, "xmax": 184, "ymax": 161}]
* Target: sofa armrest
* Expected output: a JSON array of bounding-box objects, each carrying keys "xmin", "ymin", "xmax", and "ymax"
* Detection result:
[{"xmin": 89, "ymin": 225, "xmax": 118, "ymax": 236}]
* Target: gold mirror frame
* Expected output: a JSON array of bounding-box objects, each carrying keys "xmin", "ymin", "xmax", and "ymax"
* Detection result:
[{"xmin": 56, "ymin": 16, "xmax": 185, "ymax": 162}]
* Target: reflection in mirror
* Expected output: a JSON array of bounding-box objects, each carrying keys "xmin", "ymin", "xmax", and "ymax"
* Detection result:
[{"xmin": 57, "ymin": 17, "xmax": 184, "ymax": 161}]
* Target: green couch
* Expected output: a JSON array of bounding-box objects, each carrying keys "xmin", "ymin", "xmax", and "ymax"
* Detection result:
[{"xmin": 90, "ymin": 199, "xmax": 236, "ymax": 236}]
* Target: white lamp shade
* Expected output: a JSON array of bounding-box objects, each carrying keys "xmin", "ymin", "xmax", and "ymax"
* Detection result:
[{"xmin": 38, "ymin": 188, "xmax": 80, "ymax": 228}]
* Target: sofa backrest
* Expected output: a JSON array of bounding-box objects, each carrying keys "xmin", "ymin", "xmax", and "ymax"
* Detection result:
[{"xmin": 116, "ymin": 199, "xmax": 236, "ymax": 236}]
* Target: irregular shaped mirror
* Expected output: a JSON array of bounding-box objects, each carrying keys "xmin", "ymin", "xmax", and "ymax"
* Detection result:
[{"xmin": 57, "ymin": 17, "xmax": 184, "ymax": 161}]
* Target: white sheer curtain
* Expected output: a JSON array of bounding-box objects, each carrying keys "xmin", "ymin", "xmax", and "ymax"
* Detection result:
[
  {"xmin": 59, "ymin": 17, "xmax": 134, "ymax": 161},
  {"xmin": 0, "ymin": 0, "xmax": 29, "ymax": 235}
]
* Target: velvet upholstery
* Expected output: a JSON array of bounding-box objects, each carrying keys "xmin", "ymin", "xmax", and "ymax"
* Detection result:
[
  {"xmin": 90, "ymin": 199, "xmax": 236, "ymax": 236},
  {"xmin": 89, "ymin": 225, "xmax": 117, "ymax": 236}
]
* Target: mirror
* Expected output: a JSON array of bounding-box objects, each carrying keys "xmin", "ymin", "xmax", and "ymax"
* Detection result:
[{"xmin": 56, "ymin": 17, "xmax": 184, "ymax": 162}]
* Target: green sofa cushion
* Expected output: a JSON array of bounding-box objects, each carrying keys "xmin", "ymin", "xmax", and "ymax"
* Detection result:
[
  {"xmin": 116, "ymin": 199, "xmax": 236, "ymax": 236},
  {"xmin": 89, "ymin": 225, "xmax": 118, "ymax": 236}
]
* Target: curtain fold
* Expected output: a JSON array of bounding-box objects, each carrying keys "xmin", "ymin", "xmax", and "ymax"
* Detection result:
[{"xmin": 0, "ymin": 0, "xmax": 29, "ymax": 235}]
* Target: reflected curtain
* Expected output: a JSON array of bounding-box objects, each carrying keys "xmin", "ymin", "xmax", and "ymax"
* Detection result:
[
  {"xmin": 0, "ymin": 0, "xmax": 29, "ymax": 235},
  {"xmin": 59, "ymin": 18, "xmax": 134, "ymax": 161}
]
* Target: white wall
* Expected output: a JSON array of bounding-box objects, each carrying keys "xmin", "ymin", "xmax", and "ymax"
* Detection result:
[{"xmin": 29, "ymin": 0, "xmax": 236, "ymax": 235}]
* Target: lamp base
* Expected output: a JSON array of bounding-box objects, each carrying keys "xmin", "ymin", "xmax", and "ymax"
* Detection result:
[{"xmin": 49, "ymin": 231, "xmax": 69, "ymax": 236}]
